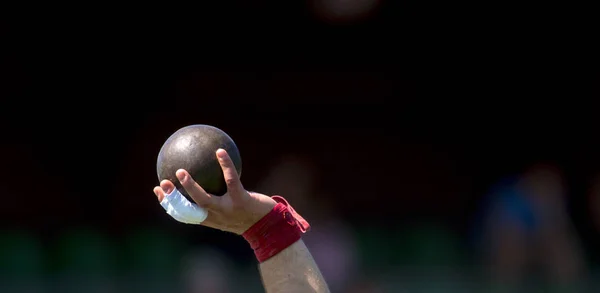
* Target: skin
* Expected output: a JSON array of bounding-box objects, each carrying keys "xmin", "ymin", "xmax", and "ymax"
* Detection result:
[{"xmin": 153, "ymin": 149, "xmax": 330, "ymax": 293}]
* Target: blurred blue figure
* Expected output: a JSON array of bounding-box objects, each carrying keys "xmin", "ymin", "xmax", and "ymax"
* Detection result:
[{"xmin": 475, "ymin": 163, "xmax": 587, "ymax": 292}]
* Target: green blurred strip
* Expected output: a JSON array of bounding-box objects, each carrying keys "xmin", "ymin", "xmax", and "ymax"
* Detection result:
[
  {"xmin": 0, "ymin": 230, "xmax": 43, "ymax": 277},
  {"xmin": 52, "ymin": 229, "xmax": 116, "ymax": 275}
]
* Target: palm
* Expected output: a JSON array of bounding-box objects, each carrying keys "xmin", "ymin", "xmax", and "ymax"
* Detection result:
[{"xmin": 154, "ymin": 149, "xmax": 276, "ymax": 234}]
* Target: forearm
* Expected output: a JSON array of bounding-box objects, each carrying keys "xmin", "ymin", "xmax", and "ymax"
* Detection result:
[
  {"xmin": 152, "ymin": 149, "xmax": 329, "ymax": 292},
  {"xmin": 259, "ymin": 240, "xmax": 330, "ymax": 293}
]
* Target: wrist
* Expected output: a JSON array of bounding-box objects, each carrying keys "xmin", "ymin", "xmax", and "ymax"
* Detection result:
[{"xmin": 242, "ymin": 196, "xmax": 310, "ymax": 262}]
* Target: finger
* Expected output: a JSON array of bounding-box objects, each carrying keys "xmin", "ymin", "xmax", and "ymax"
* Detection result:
[
  {"xmin": 216, "ymin": 149, "xmax": 245, "ymax": 200},
  {"xmin": 153, "ymin": 179, "xmax": 176, "ymax": 202},
  {"xmin": 160, "ymin": 180, "xmax": 175, "ymax": 194},
  {"xmin": 176, "ymin": 169, "xmax": 217, "ymax": 209},
  {"xmin": 153, "ymin": 186, "xmax": 165, "ymax": 202}
]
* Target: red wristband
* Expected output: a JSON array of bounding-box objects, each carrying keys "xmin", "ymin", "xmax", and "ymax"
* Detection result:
[{"xmin": 242, "ymin": 196, "xmax": 310, "ymax": 263}]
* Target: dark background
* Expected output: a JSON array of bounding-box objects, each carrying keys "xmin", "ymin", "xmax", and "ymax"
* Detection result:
[{"xmin": 1, "ymin": 1, "xmax": 598, "ymax": 292}]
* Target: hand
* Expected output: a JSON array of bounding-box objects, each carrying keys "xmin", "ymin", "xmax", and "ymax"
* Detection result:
[{"xmin": 153, "ymin": 149, "xmax": 277, "ymax": 235}]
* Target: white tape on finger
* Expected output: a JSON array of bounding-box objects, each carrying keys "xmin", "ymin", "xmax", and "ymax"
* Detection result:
[{"xmin": 160, "ymin": 189, "xmax": 208, "ymax": 224}]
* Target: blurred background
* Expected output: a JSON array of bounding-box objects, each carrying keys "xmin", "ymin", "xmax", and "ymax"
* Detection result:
[{"xmin": 0, "ymin": 1, "xmax": 597, "ymax": 292}]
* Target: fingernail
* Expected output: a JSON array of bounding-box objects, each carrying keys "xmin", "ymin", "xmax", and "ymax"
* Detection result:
[
  {"xmin": 163, "ymin": 186, "xmax": 174, "ymax": 194},
  {"xmin": 176, "ymin": 170, "xmax": 187, "ymax": 182},
  {"xmin": 216, "ymin": 148, "xmax": 227, "ymax": 159}
]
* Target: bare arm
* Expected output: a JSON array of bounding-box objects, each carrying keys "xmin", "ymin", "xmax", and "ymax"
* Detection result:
[
  {"xmin": 153, "ymin": 149, "xmax": 330, "ymax": 293},
  {"xmin": 260, "ymin": 240, "xmax": 330, "ymax": 293}
]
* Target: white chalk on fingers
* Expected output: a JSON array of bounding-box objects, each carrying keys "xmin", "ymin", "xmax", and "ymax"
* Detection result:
[{"xmin": 160, "ymin": 188, "xmax": 208, "ymax": 224}]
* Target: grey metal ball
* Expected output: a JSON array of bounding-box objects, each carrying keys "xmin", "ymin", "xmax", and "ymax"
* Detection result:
[{"xmin": 156, "ymin": 125, "xmax": 242, "ymax": 198}]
